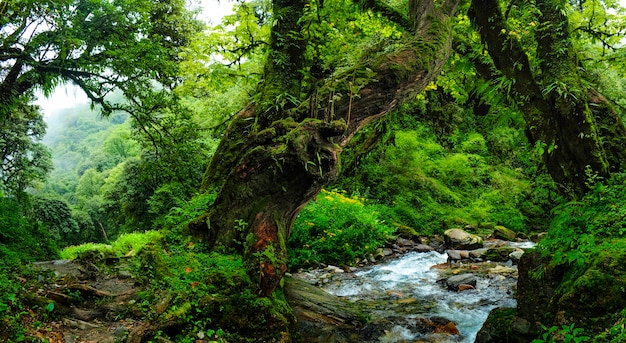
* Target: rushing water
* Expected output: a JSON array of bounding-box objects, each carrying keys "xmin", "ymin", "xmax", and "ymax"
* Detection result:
[{"xmin": 320, "ymin": 250, "xmax": 521, "ymax": 343}]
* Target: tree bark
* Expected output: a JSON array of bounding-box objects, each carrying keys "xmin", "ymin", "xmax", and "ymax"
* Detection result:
[
  {"xmin": 469, "ymin": 0, "xmax": 626, "ymax": 197},
  {"xmin": 189, "ymin": 0, "xmax": 461, "ymax": 298}
]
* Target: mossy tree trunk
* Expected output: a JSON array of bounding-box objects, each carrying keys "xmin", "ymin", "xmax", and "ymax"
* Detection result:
[
  {"xmin": 189, "ymin": 0, "xmax": 461, "ymax": 298},
  {"xmin": 469, "ymin": 0, "xmax": 626, "ymax": 197}
]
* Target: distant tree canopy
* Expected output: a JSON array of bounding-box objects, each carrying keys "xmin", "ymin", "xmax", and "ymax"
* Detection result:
[{"xmin": 0, "ymin": 0, "xmax": 201, "ymax": 120}]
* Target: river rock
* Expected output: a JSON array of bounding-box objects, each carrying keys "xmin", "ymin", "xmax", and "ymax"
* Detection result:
[
  {"xmin": 446, "ymin": 249, "xmax": 463, "ymax": 262},
  {"xmin": 416, "ymin": 317, "xmax": 460, "ymax": 335},
  {"xmin": 415, "ymin": 244, "xmax": 434, "ymax": 252},
  {"xmin": 284, "ymin": 277, "xmax": 368, "ymax": 342},
  {"xmin": 508, "ymin": 249, "xmax": 525, "ymax": 261},
  {"xmin": 443, "ymin": 273, "xmax": 477, "ymax": 291},
  {"xmin": 483, "ymin": 245, "xmax": 517, "ymax": 262},
  {"xmin": 493, "ymin": 225, "xmax": 516, "ymax": 241},
  {"xmin": 469, "ymin": 248, "xmax": 488, "ymax": 259},
  {"xmin": 444, "ymin": 228, "xmax": 484, "ymax": 250},
  {"xmin": 324, "ymin": 265, "xmax": 344, "ymax": 273}
]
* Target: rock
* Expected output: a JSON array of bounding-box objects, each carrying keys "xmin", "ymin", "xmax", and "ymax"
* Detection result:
[
  {"xmin": 530, "ymin": 232, "xmax": 547, "ymax": 242},
  {"xmin": 114, "ymin": 326, "xmax": 130, "ymax": 338},
  {"xmin": 284, "ymin": 278, "xmax": 369, "ymax": 342},
  {"xmin": 414, "ymin": 244, "xmax": 434, "ymax": 252},
  {"xmin": 416, "ymin": 317, "xmax": 460, "ymax": 335},
  {"xmin": 469, "ymin": 248, "xmax": 488, "ymax": 259},
  {"xmin": 118, "ymin": 270, "xmax": 133, "ymax": 279},
  {"xmin": 488, "ymin": 264, "xmax": 514, "ymax": 273},
  {"xmin": 483, "ymin": 245, "xmax": 517, "ymax": 262},
  {"xmin": 63, "ymin": 318, "xmax": 100, "ymax": 330},
  {"xmin": 444, "ymin": 273, "xmax": 477, "ymax": 291},
  {"xmin": 474, "ymin": 308, "xmax": 526, "ymax": 343},
  {"xmin": 508, "ymin": 249, "xmax": 524, "ymax": 261},
  {"xmin": 446, "ymin": 249, "xmax": 463, "ymax": 262},
  {"xmin": 444, "ymin": 228, "xmax": 484, "ymax": 250},
  {"xmin": 493, "ymin": 226, "xmax": 516, "ymax": 241},
  {"xmin": 434, "ymin": 321, "xmax": 460, "ymax": 335},
  {"xmin": 324, "ymin": 265, "xmax": 344, "ymax": 273},
  {"xmin": 375, "ymin": 248, "xmax": 386, "ymax": 259},
  {"xmin": 464, "ymin": 224, "xmax": 477, "ymax": 231},
  {"xmin": 458, "ymin": 284, "xmax": 475, "ymax": 291},
  {"xmin": 396, "ymin": 237, "xmax": 414, "ymax": 247},
  {"xmin": 383, "ymin": 248, "xmax": 393, "ymax": 256}
]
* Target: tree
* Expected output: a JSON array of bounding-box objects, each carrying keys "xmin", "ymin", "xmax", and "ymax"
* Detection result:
[
  {"xmin": 188, "ymin": 0, "xmax": 461, "ymax": 297},
  {"xmin": 0, "ymin": 0, "xmax": 200, "ymax": 120},
  {"xmin": 468, "ymin": 0, "xmax": 626, "ymax": 197},
  {"xmin": 0, "ymin": 95, "xmax": 51, "ymax": 196}
]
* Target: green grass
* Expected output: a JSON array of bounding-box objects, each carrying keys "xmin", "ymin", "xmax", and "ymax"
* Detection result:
[{"xmin": 60, "ymin": 230, "xmax": 163, "ymax": 260}]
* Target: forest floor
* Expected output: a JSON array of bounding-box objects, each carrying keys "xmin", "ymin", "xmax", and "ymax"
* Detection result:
[{"xmin": 25, "ymin": 257, "xmax": 146, "ymax": 343}]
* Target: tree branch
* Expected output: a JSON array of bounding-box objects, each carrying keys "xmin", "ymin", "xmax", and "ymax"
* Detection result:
[{"xmin": 355, "ymin": 0, "xmax": 413, "ymax": 31}]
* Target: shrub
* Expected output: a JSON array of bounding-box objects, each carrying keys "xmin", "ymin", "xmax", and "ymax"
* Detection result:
[{"xmin": 288, "ymin": 189, "xmax": 395, "ymax": 269}]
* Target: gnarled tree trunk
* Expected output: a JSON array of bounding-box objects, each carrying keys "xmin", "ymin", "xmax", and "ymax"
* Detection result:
[
  {"xmin": 469, "ymin": 0, "xmax": 626, "ymax": 197},
  {"xmin": 189, "ymin": 0, "xmax": 461, "ymax": 298}
]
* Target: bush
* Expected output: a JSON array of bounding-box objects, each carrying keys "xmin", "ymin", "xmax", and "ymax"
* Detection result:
[
  {"xmin": 0, "ymin": 197, "xmax": 59, "ymax": 340},
  {"xmin": 288, "ymin": 189, "xmax": 395, "ymax": 269}
]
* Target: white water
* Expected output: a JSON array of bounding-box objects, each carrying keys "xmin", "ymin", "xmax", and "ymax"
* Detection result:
[{"xmin": 322, "ymin": 251, "xmax": 519, "ymax": 343}]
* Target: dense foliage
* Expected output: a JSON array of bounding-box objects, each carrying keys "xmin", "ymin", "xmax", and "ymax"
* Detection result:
[{"xmin": 1, "ymin": 0, "xmax": 626, "ymax": 341}]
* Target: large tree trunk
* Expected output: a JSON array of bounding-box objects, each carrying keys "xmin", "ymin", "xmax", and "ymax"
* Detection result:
[
  {"xmin": 469, "ymin": 0, "xmax": 626, "ymax": 197},
  {"xmin": 189, "ymin": 0, "xmax": 461, "ymax": 298}
]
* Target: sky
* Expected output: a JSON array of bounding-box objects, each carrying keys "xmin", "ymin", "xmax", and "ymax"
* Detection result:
[{"xmin": 34, "ymin": 0, "xmax": 234, "ymax": 119}]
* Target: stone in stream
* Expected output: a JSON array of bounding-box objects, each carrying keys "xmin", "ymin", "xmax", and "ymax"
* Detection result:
[
  {"xmin": 443, "ymin": 273, "xmax": 477, "ymax": 291},
  {"xmin": 444, "ymin": 228, "xmax": 484, "ymax": 250},
  {"xmin": 445, "ymin": 249, "xmax": 471, "ymax": 262},
  {"xmin": 414, "ymin": 244, "xmax": 434, "ymax": 252},
  {"xmin": 493, "ymin": 225, "xmax": 517, "ymax": 241},
  {"xmin": 415, "ymin": 317, "xmax": 460, "ymax": 335},
  {"xmin": 509, "ymin": 249, "xmax": 525, "ymax": 261}
]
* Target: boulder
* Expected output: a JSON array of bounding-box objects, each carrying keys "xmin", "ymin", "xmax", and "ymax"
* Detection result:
[
  {"xmin": 284, "ymin": 277, "xmax": 368, "ymax": 342},
  {"xmin": 508, "ymin": 249, "xmax": 524, "ymax": 261},
  {"xmin": 443, "ymin": 273, "xmax": 477, "ymax": 291},
  {"xmin": 493, "ymin": 226, "xmax": 516, "ymax": 241},
  {"xmin": 483, "ymin": 245, "xmax": 516, "ymax": 262},
  {"xmin": 444, "ymin": 228, "xmax": 484, "ymax": 250}
]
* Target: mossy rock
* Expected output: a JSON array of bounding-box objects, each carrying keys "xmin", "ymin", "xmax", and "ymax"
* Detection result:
[
  {"xmin": 515, "ymin": 241, "xmax": 626, "ymax": 340},
  {"xmin": 483, "ymin": 245, "xmax": 516, "ymax": 262},
  {"xmin": 443, "ymin": 228, "xmax": 483, "ymax": 250},
  {"xmin": 493, "ymin": 225, "xmax": 516, "ymax": 241},
  {"xmin": 395, "ymin": 223, "xmax": 420, "ymax": 240},
  {"xmin": 556, "ymin": 239, "xmax": 626, "ymax": 324},
  {"xmin": 475, "ymin": 308, "xmax": 520, "ymax": 343}
]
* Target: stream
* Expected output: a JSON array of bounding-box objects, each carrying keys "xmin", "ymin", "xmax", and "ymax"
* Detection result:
[{"xmin": 307, "ymin": 241, "xmax": 535, "ymax": 342}]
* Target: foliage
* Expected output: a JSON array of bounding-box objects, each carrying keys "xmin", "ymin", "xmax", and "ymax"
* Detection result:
[
  {"xmin": 0, "ymin": 0, "xmax": 201, "ymax": 118},
  {"xmin": 338, "ymin": 123, "xmax": 547, "ymax": 235},
  {"xmin": 59, "ymin": 230, "xmax": 162, "ymax": 260},
  {"xmin": 538, "ymin": 174, "xmax": 626, "ymax": 268},
  {"xmin": 532, "ymin": 324, "xmax": 589, "ymax": 343},
  {"xmin": 0, "ymin": 96, "xmax": 52, "ymax": 197},
  {"xmin": 0, "ymin": 196, "xmax": 58, "ymax": 340},
  {"xmin": 288, "ymin": 189, "xmax": 394, "ymax": 269},
  {"xmin": 30, "ymin": 195, "xmax": 80, "ymax": 246}
]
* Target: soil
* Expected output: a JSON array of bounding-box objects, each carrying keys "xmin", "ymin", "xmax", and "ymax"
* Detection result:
[{"xmin": 27, "ymin": 258, "xmax": 145, "ymax": 343}]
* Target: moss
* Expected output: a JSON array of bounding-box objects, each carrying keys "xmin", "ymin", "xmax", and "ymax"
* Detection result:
[
  {"xmin": 483, "ymin": 245, "xmax": 516, "ymax": 262},
  {"xmin": 555, "ymin": 239, "xmax": 626, "ymax": 322}
]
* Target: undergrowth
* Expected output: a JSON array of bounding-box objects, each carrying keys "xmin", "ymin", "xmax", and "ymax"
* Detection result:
[{"xmin": 288, "ymin": 189, "xmax": 395, "ymax": 270}]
